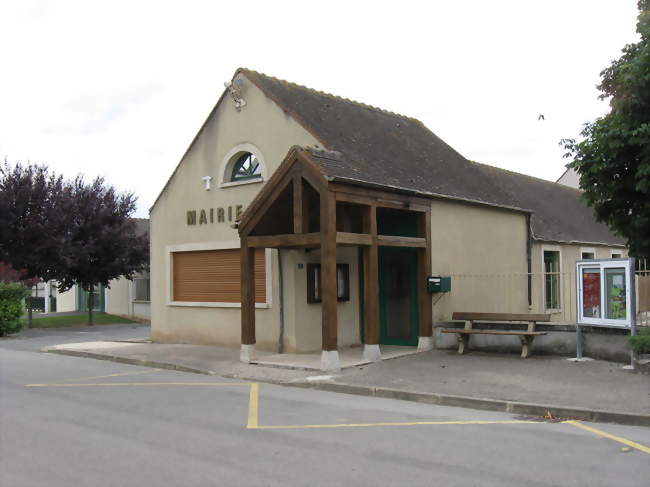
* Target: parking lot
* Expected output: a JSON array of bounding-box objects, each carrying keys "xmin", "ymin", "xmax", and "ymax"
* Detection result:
[{"xmin": 1, "ymin": 330, "xmax": 648, "ymax": 487}]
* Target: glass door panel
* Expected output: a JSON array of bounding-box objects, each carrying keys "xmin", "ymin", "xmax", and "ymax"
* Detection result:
[
  {"xmin": 605, "ymin": 268, "xmax": 626, "ymax": 320},
  {"xmin": 581, "ymin": 268, "xmax": 601, "ymax": 318}
]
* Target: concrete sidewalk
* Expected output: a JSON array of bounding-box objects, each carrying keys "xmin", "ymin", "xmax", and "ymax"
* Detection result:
[{"xmin": 43, "ymin": 340, "xmax": 650, "ymax": 426}]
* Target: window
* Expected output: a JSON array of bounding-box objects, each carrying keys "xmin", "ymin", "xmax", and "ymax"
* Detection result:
[
  {"xmin": 611, "ymin": 252, "xmax": 622, "ymax": 259},
  {"xmin": 134, "ymin": 277, "xmax": 150, "ymax": 302},
  {"xmin": 581, "ymin": 247, "xmax": 595, "ymax": 259},
  {"xmin": 172, "ymin": 249, "xmax": 265, "ymax": 303},
  {"xmin": 543, "ymin": 250, "xmax": 561, "ymax": 309},
  {"xmin": 230, "ymin": 152, "xmax": 261, "ymax": 182},
  {"xmin": 306, "ymin": 263, "xmax": 350, "ymax": 303}
]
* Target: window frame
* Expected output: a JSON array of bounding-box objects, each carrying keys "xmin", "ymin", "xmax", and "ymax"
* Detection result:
[
  {"xmin": 542, "ymin": 246, "xmax": 562, "ymax": 312},
  {"xmin": 306, "ymin": 263, "xmax": 350, "ymax": 304},
  {"xmin": 218, "ymin": 144, "xmax": 266, "ymax": 189},
  {"xmin": 610, "ymin": 250, "xmax": 623, "ymax": 259},
  {"xmin": 165, "ymin": 240, "xmax": 272, "ymax": 308},
  {"xmin": 580, "ymin": 247, "xmax": 595, "ymax": 260},
  {"xmin": 230, "ymin": 152, "xmax": 262, "ymax": 182}
]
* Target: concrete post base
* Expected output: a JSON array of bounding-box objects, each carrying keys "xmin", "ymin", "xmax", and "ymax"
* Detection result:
[
  {"xmin": 240, "ymin": 344, "xmax": 257, "ymax": 363},
  {"xmin": 418, "ymin": 336, "xmax": 434, "ymax": 351},
  {"xmin": 320, "ymin": 350, "xmax": 341, "ymax": 372},
  {"xmin": 363, "ymin": 344, "xmax": 382, "ymax": 362}
]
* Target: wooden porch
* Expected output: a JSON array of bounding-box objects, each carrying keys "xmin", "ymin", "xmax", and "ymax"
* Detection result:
[{"xmin": 238, "ymin": 147, "xmax": 433, "ymax": 371}]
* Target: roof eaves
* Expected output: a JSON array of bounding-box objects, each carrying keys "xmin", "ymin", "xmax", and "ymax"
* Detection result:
[
  {"xmin": 327, "ymin": 175, "xmax": 533, "ymax": 215},
  {"xmin": 531, "ymin": 237, "xmax": 627, "ymax": 248}
]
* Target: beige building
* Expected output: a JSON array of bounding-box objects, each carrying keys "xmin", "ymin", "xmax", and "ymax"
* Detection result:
[{"xmin": 150, "ymin": 69, "xmax": 626, "ymax": 370}]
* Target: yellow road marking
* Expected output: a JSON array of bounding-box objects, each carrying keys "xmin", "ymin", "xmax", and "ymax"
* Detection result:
[
  {"xmin": 62, "ymin": 369, "xmax": 161, "ymax": 382},
  {"xmin": 255, "ymin": 419, "xmax": 541, "ymax": 430},
  {"xmin": 26, "ymin": 382, "xmax": 249, "ymax": 387},
  {"xmin": 247, "ymin": 383, "xmax": 259, "ymax": 429},
  {"xmin": 564, "ymin": 421, "xmax": 650, "ymax": 455}
]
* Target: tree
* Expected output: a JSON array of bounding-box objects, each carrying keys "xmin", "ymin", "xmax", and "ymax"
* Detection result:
[
  {"xmin": 562, "ymin": 1, "xmax": 650, "ymax": 258},
  {"xmin": 0, "ymin": 161, "xmax": 69, "ymax": 324},
  {"xmin": 56, "ymin": 176, "xmax": 149, "ymax": 325},
  {"xmin": 1, "ymin": 162, "xmax": 149, "ymax": 325}
]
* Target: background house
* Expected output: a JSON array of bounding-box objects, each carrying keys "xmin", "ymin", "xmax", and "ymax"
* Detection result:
[{"xmin": 31, "ymin": 218, "xmax": 150, "ymax": 321}]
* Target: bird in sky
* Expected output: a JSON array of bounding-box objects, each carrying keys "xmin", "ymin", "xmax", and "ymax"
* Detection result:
[{"xmin": 538, "ymin": 114, "xmax": 545, "ymax": 121}]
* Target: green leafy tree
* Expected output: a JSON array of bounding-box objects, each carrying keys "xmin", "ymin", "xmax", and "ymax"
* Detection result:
[{"xmin": 562, "ymin": 1, "xmax": 650, "ymax": 258}]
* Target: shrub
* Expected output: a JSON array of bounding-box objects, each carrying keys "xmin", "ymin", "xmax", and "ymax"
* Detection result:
[
  {"xmin": 629, "ymin": 326, "xmax": 650, "ymax": 355},
  {"xmin": 0, "ymin": 282, "xmax": 29, "ymax": 336}
]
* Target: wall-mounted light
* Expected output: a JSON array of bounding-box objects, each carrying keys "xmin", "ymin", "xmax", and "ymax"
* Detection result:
[{"xmin": 224, "ymin": 80, "xmax": 247, "ymax": 112}]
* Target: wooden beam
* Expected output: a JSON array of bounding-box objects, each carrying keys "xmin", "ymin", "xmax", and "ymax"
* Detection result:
[
  {"xmin": 247, "ymin": 233, "xmax": 321, "ymax": 249},
  {"xmin": 451, "ymin": 312, "xmax": 552, "ymax": 322},
  {"xmin": 240, "ymin": 239, "xmax": 256, "ymax": 345},
  {"xmin": 336, "ymin": 232, "xmax": 373, "ymax": 246},
  {"xmin": 376, "ymin": 235, "xmax": 427, "ymax": 248},
  {"xmin": 330, "ymin": 183, "xmax": 431, "ymax": 210},
  {"xmin": 320, "ymin": 191, "xmax": 338, "ymax": 351},
  {"xmin": 417, "ymin": 212, "xmax": 432, "ymax": 339},
  {"xmin": 293, "ymin": 175, "xmax": 303, "ymax": 234},
  {"xmin": 334, "ymin": 190, "xmax": 430, "ymax": 212}
]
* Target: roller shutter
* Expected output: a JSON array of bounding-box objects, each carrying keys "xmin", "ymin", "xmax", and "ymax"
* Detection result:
[{"xmin": 172, "ymin": 249, "xmax": 266, "ymax": 303}]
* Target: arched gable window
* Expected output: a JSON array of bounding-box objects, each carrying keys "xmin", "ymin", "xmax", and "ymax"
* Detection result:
[{"xmin": 230, "ymin": 152, "xmax": 261, "ymax": 182}]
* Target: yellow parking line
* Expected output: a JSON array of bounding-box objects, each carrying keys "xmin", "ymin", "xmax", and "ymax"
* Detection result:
[
  {"xmin": 26, "ymin": 382, "xmax": 249, "ymax": 387},
  {"xmin": 254, "ymin": 419, "xmax": 541, "ymax": 430},
  {"xmin": 247, "ymin": 383, "xmax": 259, "ymax": 429},
  {"xmin": 564, "ymin": 421, "xmax": 650, "ymax": 455},
  {"xmin": 61, "ymin": 369, "xmax": 161, "ymax": 382}
]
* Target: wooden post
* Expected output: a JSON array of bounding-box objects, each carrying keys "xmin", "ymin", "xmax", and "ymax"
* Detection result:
[
  {"xmin": 416, "ymin": 211, "xmax": 433, "ymax": 349},
  {"xmin": 293, "ymin": 175, "xmax": 303, "ymax": 234},
  {"xmin": 240, "ymin": 236, "xmax": 256, "ymax": 362},
  {"xmin": 320, "ymin": 191, "xmax": 339, "ymax": 370},
  {"xmin": 362, "ymin": 205, "xmax": 380, "ymax": 361}
]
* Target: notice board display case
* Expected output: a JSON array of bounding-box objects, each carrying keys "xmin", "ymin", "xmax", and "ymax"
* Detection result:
[{"xmin": 576, "ymin": 258, "xmax": 635, "ymax": 328}]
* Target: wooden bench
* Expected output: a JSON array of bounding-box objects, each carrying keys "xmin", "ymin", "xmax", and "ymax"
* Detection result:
[{"xmin": 442, "ymin": 312, "xmax": 551, "ymax": 358}]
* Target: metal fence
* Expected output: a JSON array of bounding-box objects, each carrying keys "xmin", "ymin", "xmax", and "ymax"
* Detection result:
[
  {"xmin": 637, "ymin": 258, "xmax": 649, "ymax": 326},
  {"xmin": 437, "ymin": 263, "xmax": 648, "ymax": 326}
]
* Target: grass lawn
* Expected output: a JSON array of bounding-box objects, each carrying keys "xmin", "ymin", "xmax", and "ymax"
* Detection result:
[{"xmin": 21, "ymin": 313, "xmax": 136, "ymax": 328}]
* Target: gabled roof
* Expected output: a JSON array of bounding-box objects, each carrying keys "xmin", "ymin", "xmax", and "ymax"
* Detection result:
[{"xmin": 241, "ymin": 69, "xmax": 625, "ymax": 247}]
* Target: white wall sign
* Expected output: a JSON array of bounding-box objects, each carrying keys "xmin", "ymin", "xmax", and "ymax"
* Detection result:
[{"xmin": 576, "ymin": 258, "xmax": 635, "ymax": 328}]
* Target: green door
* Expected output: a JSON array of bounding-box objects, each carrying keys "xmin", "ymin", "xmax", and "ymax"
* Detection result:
[
  {"xmin": 378, "ymin": 247, "xmax": 419, "ymax": 346},
  {"xmin": 78, "ymin": 285, "xmax": 105, "ymax": 312}
]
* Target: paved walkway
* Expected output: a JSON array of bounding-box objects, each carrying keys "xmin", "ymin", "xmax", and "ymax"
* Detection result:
[{"xmin": 41, "ymin": 334, "xmax": 650, "ymax": 426}]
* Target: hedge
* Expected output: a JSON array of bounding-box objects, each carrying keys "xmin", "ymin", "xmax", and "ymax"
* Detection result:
[{"xmin": 0, "ymin": 282, "xmax": 29, "ymax": 336}]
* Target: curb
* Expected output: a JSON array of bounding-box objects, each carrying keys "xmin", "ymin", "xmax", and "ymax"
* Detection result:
[
  {"xmin": 43, "ymin": 349, "xmax": 220, "ymax": 376},
  {"xmin": 45, "ymin": 348, "xmax": 650, "ymax": 427},
  {"xmin": 290, "ymin": 381, "xmax": 650, "ymax": 427}
]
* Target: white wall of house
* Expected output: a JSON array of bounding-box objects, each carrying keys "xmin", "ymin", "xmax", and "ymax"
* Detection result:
[{"xmin": 56, "ymin": 285, "xmax": 76, "ymax": 312}]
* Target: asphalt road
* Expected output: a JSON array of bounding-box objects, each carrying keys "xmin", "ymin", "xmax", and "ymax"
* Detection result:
[{"xmin": 1, "ymin": 326, "xmax": 649, "ymax": 487}]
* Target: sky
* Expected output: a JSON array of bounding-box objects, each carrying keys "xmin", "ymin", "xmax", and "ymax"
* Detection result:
[{"xmin": 0, "ymin": 0, "xmax": 642, "ymax": 218}]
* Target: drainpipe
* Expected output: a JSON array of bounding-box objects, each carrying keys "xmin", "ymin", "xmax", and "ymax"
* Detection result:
[
  {"xmin": 277, "ymin": 249, "xmax": 285, "ymax": 354},
  {"xmin": 526, "ymin": 214, "xmax": 532, "ymax": 310}
]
